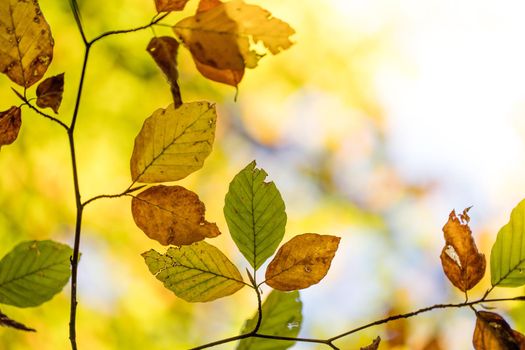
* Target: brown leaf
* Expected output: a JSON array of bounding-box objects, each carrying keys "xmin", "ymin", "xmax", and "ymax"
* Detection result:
[
  {"xmin": 0, "ymin": 106, "xmax": 21, "ymax": 148},
  {"xmin": 0, "ymin": 0, "xmax": 54, "ymax": 87},
  {"xmin": 265, "ymin": 233, "xmax": 340, "ymax": 291},
  {"xmin": 473, "ymin": 311, "xmax": 525, "ymax": 350},
  {"xmin": 36, "ymin": 73, "xmax": 64, "ymax": 113},
  {"xmin": 147, "ymin": 37, "xmax": 182, "ymax": 107},
  {"xmin": 440, "ymin": 208, "xmax": 486, "ymax": 292},
  {"xmin": 131, "ymin": 185, "xmax": 220, "ymax": 246},
  {"xmin": 154, "ymin": 0, "xmax": 190, "ymax": 12},
  {"xmin": 0, "ymin": 309, "xmax": 35, "ymax": 332},
  {"xmin": 361, "ymin": 336, "xmax": 380, "ymax": 350}
]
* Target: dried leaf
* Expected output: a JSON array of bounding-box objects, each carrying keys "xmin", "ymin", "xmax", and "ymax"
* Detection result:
[
  {"xmin": 265, "ymin": 233, "xmax": 340, "ymax": 291},
  {"xmin": 130, "ymin": 101, "xmax": 216, "ymax": 183},
  {"xmin": 361, "ymin": 336, "xmax": 381, "ymax": 350},
  {"xmin": 491, "ymin": 198, "xmax": 525, "ymax": 287},
  {"xmin": 473, "ymin": 311, "xmax": 525, "ymax": 350},
  {"xmin": 154, "ymin": 0, "xmax": 190, "ymax": 12},
  {"xmin": 0, "ymin": 106, "xmax": 21, "ymax": 148},
  {"xmin": 440, "ymin": 208, "xmax": 486, "ymax": 292},
  {"xmin": 147, "ymin": 37, "xmax": 182, "ymax": 107},
  {"xmin": 132, "ymin": 185, "xmax": 220, "ymax": 246},
  {"xmin": 36, "ymin": 73, "xmax": 64, "ymax": 113},
  {"xmin": 0, "ymin": 310, "xmax": 35, "ymax": 332},
  {"xmin": 0, "ymin": 0, "xmax": 54, "ymax": 87},
  {"xmin": 142, "ymin": 241, "xmax": 244, "ymax": 302}
]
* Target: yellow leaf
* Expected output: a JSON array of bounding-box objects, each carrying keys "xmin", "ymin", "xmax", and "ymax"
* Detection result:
[
  {"xmin": 0, "ymin": 106, "xmax": 21, "ymax": 149},
  {"xmin": 147, "ymin": 37, "xmax": 182, "ymax": 107},
  {"xmin": 36, "ymin": 73, "xmax": 64, "ymax": 114},
  {"xmin": 0, "ymin": 0, "xmax": 53, "ymax": 87},
  {"xmin": 265, "ymin": 233, "xmax": 340, "ymax": 291},
  {"xmin": 130, "ymin": 101, "xmax": 216, "ymax": 183},
  {"xmin": 473, "ymin": 311, "xmax": 525, "ymax": 349},
  {"xmin": 440, "ymin": 208, "xmax": 486, "ymax": 292},
  {"xmin": 154, "ymin": 0, "xmax": 190, "ymax": 12},
  {"xmin": 131, "ymin": 185, "xmax": 220, "ymax": 246}
]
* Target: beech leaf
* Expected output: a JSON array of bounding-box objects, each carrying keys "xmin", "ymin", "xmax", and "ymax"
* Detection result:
[
  {"xmin": 0, "ymin": 310, "xmax": 35, "ymax": 332},
  {"xmin": 154, "ymin": 0, "xmax": 190, "ymax": 12},
  {"xmin": 0, "ymin": 0, "xmax": 54, "ymax": 87},
  {"xmin": 0, "ymin": 240, "xmax": 72, "ymax": 307},
  {"xmin": 142, "ymin": 241, "xmax": 244, "ymax": 302},
  {"xmin": 265, "ymin": 233, "xmax": 340, "ymax": 291},
  {"xmin": 237, "ymin": 290, "xmax": 302, "ymax": 350},
  {"xmin": 473, "ymin": 311, "xmax": 525, "ymax": 350},
  {"xmin": 0, "ymin": 106, "xmax": 21, "ymax": 148},
  {"xmin": 224, "ymin": 161, "xmax": 287, "ymax": 270},
  {"xmin": 147, "ymin": 37, "xmax": 182, "ymax": 107},
  {"xmin": 491, "ymin": 199, "xmax": 525, "ymax": 287},
  {"xmin": 361, "ymin": 337, "xmax": 381, "ymax": 350},
  {"xmin": 36, "ymin": 73, "xmax": 64, "ymax": 113},
  {"xmin": 131, "ymin": 185, "xmax": 220, "ymax": 246},
  {"xmin": 130, "ymin": 101, "xmax": 216, "ymax": 183},
  {"xmin": 440, "ymin": 208, "xmax": 486, "ymax": 292}
]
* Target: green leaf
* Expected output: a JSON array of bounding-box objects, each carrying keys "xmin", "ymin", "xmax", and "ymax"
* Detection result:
[
  {"xmin": 142, "ymin": 241, "xmax": 245, "ymax": 302},
  {"xmin": 224, "ymin": 161, "xmax": 286, "ymax": 270},
  {"xmin": 237, "ymin": 290, "xmax": 302, "ymax": 350},
  {"xmin": 0, "ymin": 240, "xmax": 73, "ymax": 307},
  {"xmin": 130, "ymin": 101, "xmax": 217, "ymax": 183},
  {"xmin": 491, "ymin": 199, "xmax": 525, "ymax": 287}
]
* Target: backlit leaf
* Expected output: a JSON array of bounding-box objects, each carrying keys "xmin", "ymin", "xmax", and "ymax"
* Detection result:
[
  {"xmin": 224, "ymin": 161, "xmax": 286, "ymax": 270},
  {"xmin": 361, "ymin": 337, "xmax": 381, "ymax": 350},
  {"xmin": 131, "ymin": 185, "xmax": 220, "ymax": 246},
  {"xmin": 130, "ymin": 101, "xmax": 216, "ymax": 183},
  {"xmin": 0, "ymin": 0, "xmax": 54, "ymax": 87},
  {"xmin": 154, "ymin": 0, "xmax": 190, "ymax": 12},
  {"xmin": 142, "ymin": 241, "xmax": 244, "ymax": 302},
  {"xmin": 36, "ymin": 73, "xmax": 64, "ymax": 113},
  {"xmin": 491, "ymin": 199, "xmax": 525, "ymax": 287},
  {"xmin": 0, "ymin": 106, "xmax": 21, "ymax": 148},
  {"xmin": 265, "ymin": 233, "xmax": 340, "ymax": 291},
  {"xmin": 0, "ymin": 240, "xmax": 72, "ymax": 307},
  {"xmin": 147, "ymin": 37, "xmax": 182, "ymax": 107},
  {"xmin": 0, "ymin": 310, "xmax": 35, "ymax": 332},
  {"xmin": 473, "ymin": 311, "xmax": 525, "ymax": 350},
  {"xmin": 237, "ymin": 290, "xmax": 302, "ymax": 350},
  {"xmin": 440, "ymin": 208, "xmax": 486, "ymax": 292}
]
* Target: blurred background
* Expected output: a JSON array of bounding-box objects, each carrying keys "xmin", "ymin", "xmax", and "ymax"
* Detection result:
[{"xmin": 1, "ymin": 0, "xmax": 525, "ymax": 348}]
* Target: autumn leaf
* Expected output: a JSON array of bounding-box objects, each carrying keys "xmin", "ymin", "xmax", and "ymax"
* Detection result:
[
  {"xmin": 224, "ymin": 161, "xmax": 287, "ymax": 270},
  {"xmin": 440, "ymin": 208, "xmax": 486, "ymax": 292},
  {"xmin": 265, "ymin": 233, "xmax": 340, "ymax": 291},
  {"xmin": 131, "ymin": 185, "xmax": 220, "ymax": 246},
  {"xmin": 0, "ymin": 310, "xmax": 35, "ymax": 332},
  {"xmin": 36, "ymin": 73, "xmax": 64, "ymax": 113},
  {"xmin": 142, "ymin": 241, "xmax": 245, "ymax": 302},
  {"xmin": 491, "ymin": 198, "xmax": 525, "ymax": 287},
  {"xmin": 237, "ymin": 290, "xmax": 302, "ymax": 350},
  {"xmin": 147, "ymin": 37, "xmax": 182, "ymax": 107},
  {"xmin": 0, "ymin": 0, "xmax": 54, "ymax": 87},
  {"xmin": 473, "ymin": 311, "xmax": 525, "ymax": 350},
  {"xmin": 361, "ymin": 337, "xmax": 381, "ymax": 350},
  {"xmin": 154, "ymin": 0, "xmax": 190, "ymax": 12},
  {"xmin": 0, "ymin": 106, "xmax": 21, "ymax": 149},
  {"xmin": 130, "ymin": 101, "xmax": 216, "ymax": 183}
]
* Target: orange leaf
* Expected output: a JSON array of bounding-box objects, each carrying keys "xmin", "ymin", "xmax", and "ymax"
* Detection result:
[
  {"xmin": 131, "ymin": 185, "xmax": 220, "ymax": 246},
  {"xmin": 36, "ymin": 73, "xmax": 64, "ymax": 113},
  {"xmin": 147, "ymin": 37, "xmax": 182, "ymax": 107},
  {"xmin": 473, "ymin": 311, "xmax": 525, "ymax": 349},
  {"xmin": 265, "ymin": 233, "xmax": 340, "ymax": 291},
  {"xmin": 154, "ymin": 0, "xmax": 190, "ymax": 12},
  {"xmin": 197, "ymin": 0, "xmax": 222, "ymax": 13},
  {"xmin": 0, "ymin": 106, "xmax": 21, "ymax": 149},
  {"xmin": 440, "ymin": 208, "xmax": 486, "ymax": 292}
]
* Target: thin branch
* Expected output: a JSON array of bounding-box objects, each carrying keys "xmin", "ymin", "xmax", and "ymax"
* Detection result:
[
  {"xmin": 12, "ymin": 89, "xmax": 69, "ymax": 130},
  {"xmin": 253, "ymin": 334, "xmax": 339, "ymax": 349},
  {"xmin": 82, "ymin": 185, "xmax": 146, "ymax": 207},
  {"xmin": 188, "ymin": 333, "xmax": 252, "ymax": 350}
]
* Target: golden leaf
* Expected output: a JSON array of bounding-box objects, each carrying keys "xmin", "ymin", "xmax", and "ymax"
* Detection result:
[
  {"xmin": 0, "ymin": 106, "xmax": 21, "ymax": 148},
  {"xmin": 265, "ymin": 233, "xmax": 340, "ymax": 291},
  {"xmin": 132, "ymin": 185, "xmax": 220, "ymax": 246},
  {"xmin": 473, "ymin": 311, "xmax": 525, "ymax": 350},
  {"xmin": 440, "ymin": 208, "xmax": 486, "ymax": 292},
  {"xmin": 154, "ymin": 0, "xmax": 190, "ymax": 12},
  {"xmin": 0, "ymin": 0, "xmax": 53, "ymax": 87},
  {"xmin": 147, "ymin": 37, "xmax": 182, "ymax": 107},
  {"xmin": 36, "ymin": 73, "xmax": 64, "ymax": 113}
]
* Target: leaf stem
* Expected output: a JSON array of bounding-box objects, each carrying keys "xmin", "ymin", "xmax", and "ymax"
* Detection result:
[{"xmin": 81, "ymin": 185, "xmax": 146, "ymax": 207}]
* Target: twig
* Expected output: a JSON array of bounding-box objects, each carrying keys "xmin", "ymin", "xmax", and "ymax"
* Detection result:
[
  {"xmin": 12, "ymin": 89, "xmax": 69, "ymax": 130},
  {"xmin": 81, "ymin": 185, "xmax": 146, "ymax": 207}
]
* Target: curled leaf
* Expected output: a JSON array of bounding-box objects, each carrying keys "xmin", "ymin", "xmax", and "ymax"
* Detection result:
[
  {"xmin": 0, "ymin": 106, "xmax": 21, "ymax": 148},
  {"xmin": 440, "ymin": 208, "xmax": 486, "ymax": 292},
  {"xmin": 36, "ymin": 73, "xmax": 64, "ymax": 113},
  {"xmin": 265, "ymin": 233, "xmax": 340, "ymax": 291},
  {"xmin": 0, "ymin": 310, "xmax": 35, "ymax": 332},
  {"xmin": 154, "ymin": 0, "xmax": 190, "ymax": 12},
  {"xmin": 132, "ymin": 185, "xmax": 220, "ymax": 246},
  {"xmin": 473, "ymin": 311, "xmax": 525, "ymax": 350},
  {"xmin": 361, "ymin": 336, "xmax": 381, "ymax": 350},
  {"xmin": 0, "ymin": 0, "xmax": 54, "ymax": 87},
  {"xmin": 147, "ymin": 37, "xmax": 182, "ymax": 107}
]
